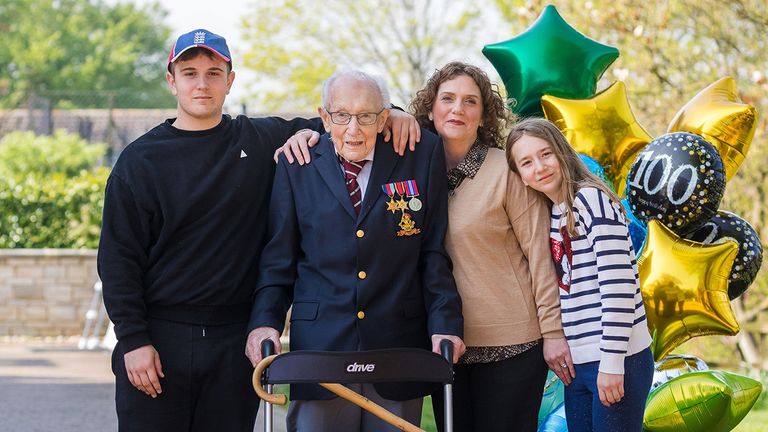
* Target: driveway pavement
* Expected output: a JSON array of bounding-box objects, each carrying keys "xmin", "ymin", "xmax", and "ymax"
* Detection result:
[{"xmin": 0, "ymin": 338, "xmax": 285, "ymax": 432}]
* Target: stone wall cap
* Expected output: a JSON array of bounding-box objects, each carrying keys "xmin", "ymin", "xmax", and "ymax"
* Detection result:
[{"xmin": 0, "ymin": 249, "xmax": 97, "ymax": 257}]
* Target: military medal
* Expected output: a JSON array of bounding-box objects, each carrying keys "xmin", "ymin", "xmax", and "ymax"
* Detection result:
[
  {"xmin": 382, "ymin": 183, "xmax": 398, "ymax": 213},
  {"xmin": 394, "ymin": 181, "xmax": 409, "ymax": 211},
  {"xmin": 382, "ymin": 180, "xmax": 421, "ymax": 236},
  {"xmin": 397, "ymin": 211, "xmax": 421, "ymax": 237},
  {"xmin": 405, "ymin": 180, "xmax": 422, "ymax": 212}
]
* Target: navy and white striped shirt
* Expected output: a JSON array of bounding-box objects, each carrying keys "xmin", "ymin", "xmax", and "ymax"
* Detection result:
[{"xmin": 550, "ymin": 187, "xmax": 652, "ymax": 374}]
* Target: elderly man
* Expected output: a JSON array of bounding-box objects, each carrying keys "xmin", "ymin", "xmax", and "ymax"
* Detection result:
[{"xmin": 246, "ymin": 70, "xmax": 465, "ymax": 431}]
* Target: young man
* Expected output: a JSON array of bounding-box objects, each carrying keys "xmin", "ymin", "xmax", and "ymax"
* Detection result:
[{"xmin": 98, "ymin": 29, "xmax": 417, "ymax": 431}]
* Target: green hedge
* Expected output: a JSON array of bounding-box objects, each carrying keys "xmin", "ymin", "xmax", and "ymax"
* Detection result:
[{"xmin": 0, "ymin": 130, "xmax": 108, "ymax": 248}]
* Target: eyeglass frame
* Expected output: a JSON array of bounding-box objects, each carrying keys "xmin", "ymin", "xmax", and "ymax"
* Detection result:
[{"xmin": 324, "ymin": 108, "xmax": 386, "ymax": 125}]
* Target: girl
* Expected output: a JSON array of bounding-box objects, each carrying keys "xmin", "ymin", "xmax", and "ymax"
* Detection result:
[{"xmin": 506, "ymin": 118, "xmax": 653, "ymax": 432}]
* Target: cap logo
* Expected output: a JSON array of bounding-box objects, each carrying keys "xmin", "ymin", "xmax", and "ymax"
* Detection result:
[{"xmin": 193, "ymin": 31, "xmax": 206, "ymax": 44}]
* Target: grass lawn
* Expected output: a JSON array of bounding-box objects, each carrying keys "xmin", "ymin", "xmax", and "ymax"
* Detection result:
[{"xmin": 733, "ymin": 404, "xmax": 768, "ymax": 431}]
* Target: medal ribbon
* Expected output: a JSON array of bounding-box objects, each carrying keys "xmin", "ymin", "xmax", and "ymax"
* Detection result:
[
  {"xmin": 394, "ymin": 181, "xmax": 407, "ymax": 196},
  {"xmin": 381, "ymin": 183, "xmax": 396, "ymax": 197},
  {"xmin": 405, "ymin": 180, "xmax": 419, "ymax": 198}
]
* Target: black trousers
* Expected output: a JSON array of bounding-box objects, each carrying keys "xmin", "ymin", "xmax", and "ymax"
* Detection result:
[
  {"xmin": 432, "ymin": 343, "xmax": 548, "ymax": 432},
  {"xmin": 112, "ymin": 318, "xmax": 259, "ymax": 432}
]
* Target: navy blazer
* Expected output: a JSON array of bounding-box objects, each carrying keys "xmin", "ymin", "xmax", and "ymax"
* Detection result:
[{"xmin": 249, "ymin": 130, "xmax": 463, "ymax": 401}]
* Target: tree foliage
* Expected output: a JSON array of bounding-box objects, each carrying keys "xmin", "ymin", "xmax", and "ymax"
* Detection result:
[
  {"xmin": 0, "ymin": 0, "xmax": 175, "ymax": 108},
  {"xmin": 239, "ymin": 0, "xmax": 489, "ymax": 111},
  {"xmin": 0, "ymin": 130, "xmax": 107, "ymax": 248}
]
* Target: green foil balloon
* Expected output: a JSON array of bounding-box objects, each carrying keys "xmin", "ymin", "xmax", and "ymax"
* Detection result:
[
  {"xmin": 643, "ymin": 370, "xmax": 762, "ymax": 431},
  {"xmin": 482, "ymin": 4, "xmax": 619, "ymax": 117}
]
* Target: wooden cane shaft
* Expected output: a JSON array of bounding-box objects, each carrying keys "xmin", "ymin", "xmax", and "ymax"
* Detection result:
[{"xmin": 320, "ymin": 383, "xmax": 424, "ymax": 432}]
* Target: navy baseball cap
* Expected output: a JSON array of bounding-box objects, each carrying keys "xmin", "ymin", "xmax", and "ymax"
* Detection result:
[{"xmin": 168, "ymin": 29, "xmax": 231, "ymax": 70}]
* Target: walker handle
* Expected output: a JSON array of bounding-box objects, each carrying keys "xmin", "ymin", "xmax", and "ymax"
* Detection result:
[
  {"xmin": 261, "ymin": 338, "xmax": 275, "ymax": 358},
  {"xmin": 439, "ymin": 339, "xmax": 453, "ymax": 364}
]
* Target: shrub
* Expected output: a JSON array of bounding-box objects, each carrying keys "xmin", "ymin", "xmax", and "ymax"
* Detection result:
[
  {"xmin": 0, "ymin": 130, "xmax": 107, "ymax": 248},
  {"xmin": 0, "ymin": 130, "xmax": 106, "ymax": 177}
]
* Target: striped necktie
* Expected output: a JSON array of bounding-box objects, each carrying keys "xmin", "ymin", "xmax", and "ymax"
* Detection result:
[{"xmin": 340, "ymin": 157, "xmax": 367, "ymax": 215}]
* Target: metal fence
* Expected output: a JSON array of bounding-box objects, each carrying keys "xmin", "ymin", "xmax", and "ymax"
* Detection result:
[{"xmin": 0, "ymin": 91, "xmax": 304, "ymax": 164}]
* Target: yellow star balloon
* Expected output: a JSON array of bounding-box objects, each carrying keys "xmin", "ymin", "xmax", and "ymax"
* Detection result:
[
  {"xmin": 667, "ymin": 77, "xmax": 757, "ymax": 181},
  {"xmin": 541, "ymin": 81, "xmax": 652, "ymax": 196},
  {"xmin": 639, "ymin": 221, "xmax": 740, "ymax": 361}
]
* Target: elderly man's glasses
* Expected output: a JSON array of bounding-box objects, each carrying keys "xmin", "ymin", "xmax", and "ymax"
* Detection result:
[{"xmin": 326, "ymin": 109, "xmax": 384, "ymax": 125}]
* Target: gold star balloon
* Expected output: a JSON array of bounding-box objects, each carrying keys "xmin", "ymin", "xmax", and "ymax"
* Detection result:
[
  {"xmin": 639, "ymin": 221, "xmax": 739, "ymax": 361},
  {"xmin": 667, "ymin": 77, "xmax": 757, "ymax": 181},
  {"xmin": 644, "ymin": 370, "xmax": 762, "ymax": 432},
  {"xmin": 482, "ymin": 4, "xmax": 619, "ymax": 117},
  {"xmin": 542, "ymin": 81, "xmax": 652, "ymax": 196}
]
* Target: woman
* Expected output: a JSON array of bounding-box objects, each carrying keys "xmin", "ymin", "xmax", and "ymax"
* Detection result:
[
  {"xmin": 410, "ymin": 62, "xmax": 571, "ymax": 432},
  {"xmin": 507, "ymin": 117, "xmax": 653, "ymax": 432}
]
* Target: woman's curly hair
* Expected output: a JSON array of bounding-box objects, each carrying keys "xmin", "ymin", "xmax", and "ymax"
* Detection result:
[{"xmin": 409, "ymin": 61, "xmax": 514, "ymax": 149}]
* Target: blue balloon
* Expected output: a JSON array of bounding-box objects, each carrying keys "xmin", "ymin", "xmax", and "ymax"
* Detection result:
[
  {"xmin": 580, "ymin": 154, "xmax": 643, "ymax": 251},
  {"xmin": 579, "ymin": 154, "xmax": 615, "ymax": 192},
  {"xmin": 538, "ymin": 403, "xmax": 568, "ymax": 432},
  {"xmin": 538, "ymin": 371, "xmax": 564, "ymax": 424},
  {"xmin": 622, "ymin": 197, "xmax": 648, "ymax": 255}
]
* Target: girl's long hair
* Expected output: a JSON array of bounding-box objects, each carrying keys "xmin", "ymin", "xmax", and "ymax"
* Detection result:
[{"xmin": 506, "ymin": 118, "xmax": 625, "ymax": 236}]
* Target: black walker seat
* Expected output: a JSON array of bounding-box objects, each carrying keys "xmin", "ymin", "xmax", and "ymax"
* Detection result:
[{"xmin": 253, "ymin": 341, "xmax": 455, "ymax": 432}]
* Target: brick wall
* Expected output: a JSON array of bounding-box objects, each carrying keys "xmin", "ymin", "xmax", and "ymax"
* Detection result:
[{"xmin": 0, "ymin": 249, "xmax": 100, "ymax": 337}]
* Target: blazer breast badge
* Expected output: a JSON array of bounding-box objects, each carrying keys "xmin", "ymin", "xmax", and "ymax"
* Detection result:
[{"xmin": 382, "ymin": 180, "xmax": 421, "ymax": 237}]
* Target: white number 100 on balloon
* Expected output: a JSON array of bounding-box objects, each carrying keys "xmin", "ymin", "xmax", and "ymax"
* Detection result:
[{"xmin": 629, "ymin": 150, "xmax": 698, "ymax": 205}]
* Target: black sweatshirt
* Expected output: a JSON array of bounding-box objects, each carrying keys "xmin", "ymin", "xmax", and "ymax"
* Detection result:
[{"xmin": 97, "ymin": 114, "xmax": 322, "ymax": 352}]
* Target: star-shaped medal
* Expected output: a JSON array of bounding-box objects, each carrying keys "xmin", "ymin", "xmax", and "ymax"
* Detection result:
[
  {"xmin": 395, "ymin": 198, "xmax": 409, "ymax": 211},
  {"xmin": 385, "ymin": 198, "xmax": 399, "ymax": 213}
]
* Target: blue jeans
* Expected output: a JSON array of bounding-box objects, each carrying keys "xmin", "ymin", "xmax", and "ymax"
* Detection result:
[{"xmin": 564, "ymin": 348, "xmax": 653, "ymax": 432}]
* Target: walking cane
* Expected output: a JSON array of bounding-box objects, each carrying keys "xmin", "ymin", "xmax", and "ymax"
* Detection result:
[{"xmin": 260, "ymin": 339, "xmax": 275, "ymax": 432}]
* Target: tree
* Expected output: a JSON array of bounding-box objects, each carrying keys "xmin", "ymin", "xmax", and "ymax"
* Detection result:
[
  {"xmin": 239, "ymin": 0, "xmax": 491, "ymax": 111},
  {"xmin": 0, "ymin": 0, "xmax": 175, "ymax": 108}
]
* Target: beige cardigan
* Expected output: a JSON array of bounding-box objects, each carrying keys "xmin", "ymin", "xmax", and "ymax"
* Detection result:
[{"xmin": 445, "ymin": 148, "xmax": 564, "ymax": 347}]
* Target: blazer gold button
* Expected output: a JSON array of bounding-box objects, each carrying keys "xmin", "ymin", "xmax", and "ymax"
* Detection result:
[
  {"xmin": 357, "ymin": 311, "xmax": 365, "ymax": 319},
  {"xmin": 356, "ymin": 230, "xmax": 365, "ymax": 238},
  {"xmin": 358, "ymin": 271, "xmax": 367, "ymax": 279}
]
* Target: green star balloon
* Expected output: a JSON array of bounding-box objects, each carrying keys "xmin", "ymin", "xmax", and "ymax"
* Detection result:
[
  {"xmin": 482, "ymin": 5, "xmax": 619, "ymax": 117},
  {"xmin": 643, "ymin": 370, "xmax": 762, "ymax": 431}
]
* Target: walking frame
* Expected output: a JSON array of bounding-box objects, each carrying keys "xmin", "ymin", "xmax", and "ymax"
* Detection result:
[{"xmin": 253, "ymin": 339, "xmax": 455, "ymax": 432}]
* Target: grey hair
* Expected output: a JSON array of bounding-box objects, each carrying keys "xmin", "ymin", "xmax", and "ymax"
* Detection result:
[{"xmin": 321, "ymin": 69, "xmax": 391, "ymax": 110}]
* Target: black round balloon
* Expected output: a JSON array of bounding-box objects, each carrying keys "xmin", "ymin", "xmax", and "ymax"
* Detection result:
[
  {"xmin": 625, "ymin": 132, "xmax": 726, "ymax": 236},
  {"xmin": 686, "ymin": 211, "xmax": 763, "ymax": 299}
]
